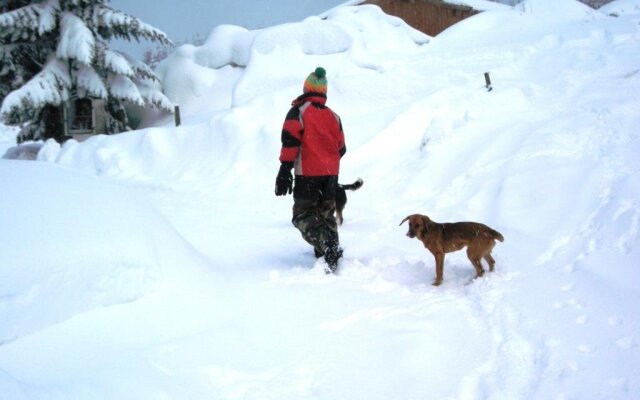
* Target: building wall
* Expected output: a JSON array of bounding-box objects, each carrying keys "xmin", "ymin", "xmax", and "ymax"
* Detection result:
[{"xmin": 366, "ymin": 0, "xmax": 477, "ymax": 36}]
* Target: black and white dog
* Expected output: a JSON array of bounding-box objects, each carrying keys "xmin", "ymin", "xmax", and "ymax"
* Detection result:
[{"xmin": 335, "ymin": 178, "xmax": 363, "ymax": 225}]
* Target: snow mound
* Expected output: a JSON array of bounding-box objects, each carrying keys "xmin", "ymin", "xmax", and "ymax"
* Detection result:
[
  {"xmin": 155, "ymin": 4, "xmax": 429, "ymax": 114},
  {"xmin": 600, "ymin": 0, "xmax": 640, "ymax": 16},
  {"xmin": 433, "ymin": 0, "xmax": 604, "ymax": 50},
  {"xmin": 35, "ymin": 119, "xmax": 246, "ymax": 183},
  {"xmin": 515, "ymin": 0, "xmax": 603, "ymax": 22},
  {"xmin": 0, "ymin": 161, "xmax": 211, "ymax": 344},
  {"xmin": 0, "ymin": 123, "xmax": 18, "ymax": 155}
]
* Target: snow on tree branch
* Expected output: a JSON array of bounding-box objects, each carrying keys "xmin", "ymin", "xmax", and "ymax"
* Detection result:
[
  {"xmin": 76, "ymin": 64, "xmax": 107, "ymax": 98},
  {"xmin": 0, "ymin": 0, "xmax": 59, "ymax": 39},
  {"xmin": 107, "ymin": 73, "xmax": 144, "ymax": 106},
  {"xmin": 103, "ymin": 48, "xmax": 134, "ymax": 77},
  {"xmin": 123, "ymin": 52, "xmax": 159, "ymax": 82},
  {"xmin": 91, "ymin": 5, "xmax": 171, "ymax": 45},
  {"xmin": 57, "ymin": 11, "xmax": 95, "ymax": 65},
  {"xmin": 37, "ymin": 0, "xmax": 58, "ymax": 35},
  {"xmin": 135, "ymin": 78, "xmax": 173, "ymax": 111},
  {"xmin": 0, "ymin": 56, "xmax": 70, "ymax": 122}
]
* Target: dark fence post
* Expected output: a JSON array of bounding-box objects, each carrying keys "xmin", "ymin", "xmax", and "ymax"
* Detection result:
[
  {"xmin": 62, "ymin": 101, "xmax": 69, "ymax": 136},
  {"xmin": 174, "ymin": 105, "xmax": 181, "ymax": 127},
  {"xmin": 484, "ymin": 72, "xmax": 492, "ymax": 92}
]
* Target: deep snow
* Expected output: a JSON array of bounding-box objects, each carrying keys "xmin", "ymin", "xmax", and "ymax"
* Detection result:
[{"xmin": 1, "ymin": 0, "xmax": 640, "ymax": 399}]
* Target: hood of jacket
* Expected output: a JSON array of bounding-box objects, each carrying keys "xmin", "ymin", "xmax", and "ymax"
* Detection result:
[{"xmin": 291, "ymin": 92, "xmax": 327, "ymax": 107}]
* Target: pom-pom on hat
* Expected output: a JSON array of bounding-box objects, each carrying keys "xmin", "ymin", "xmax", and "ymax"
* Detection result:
[{"xmin": 303, "ymin": 67, "xmax": 328, "ymax": 94}]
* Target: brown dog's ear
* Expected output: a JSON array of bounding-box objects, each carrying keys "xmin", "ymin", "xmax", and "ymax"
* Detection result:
[
  {"xmin": 399, "ymin": 216, "xmax": 410, "ymax": 226},
  {"xmin": 422, "ymin": 216, "xmax": 430, "ymax": 232}
]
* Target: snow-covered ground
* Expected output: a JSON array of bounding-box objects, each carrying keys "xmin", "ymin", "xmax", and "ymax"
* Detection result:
[{"xmin": 1, "ymin": 0, "xmax": 640, "ymax": 398}]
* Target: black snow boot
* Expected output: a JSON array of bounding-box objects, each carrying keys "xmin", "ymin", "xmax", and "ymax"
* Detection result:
[{"xmin": 324, "ymin": 239, "xmax": 343, "ymax": 273}]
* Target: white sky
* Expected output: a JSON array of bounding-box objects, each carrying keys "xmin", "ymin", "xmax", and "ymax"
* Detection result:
[{"xmin": 109, "ymin": 0, "xmax": 346, "ymax": 57}]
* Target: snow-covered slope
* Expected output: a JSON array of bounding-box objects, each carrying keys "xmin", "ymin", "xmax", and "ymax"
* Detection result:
[{"xmin": 1, "ymin": 0, "xmax": 639, "ymax": 398}]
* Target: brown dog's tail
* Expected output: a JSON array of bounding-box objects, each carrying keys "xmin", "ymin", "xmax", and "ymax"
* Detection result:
[
  {"xmin": 490, "ymin": 228, "xmax": 504, "ymax": 242},
  {"xmin": 339, "ymin": 178, "xmax": 363, "ymax": 191}
]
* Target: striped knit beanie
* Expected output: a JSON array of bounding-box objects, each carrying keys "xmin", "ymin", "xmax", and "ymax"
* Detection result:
[{"xmin": 303, "ymin": 67, "xmax": 327, "ymax": 94}]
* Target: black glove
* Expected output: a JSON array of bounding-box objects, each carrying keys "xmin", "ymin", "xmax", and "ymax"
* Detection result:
[{"xmin": 275, "ymin": 162, "xmax": 293, "ymax": 196}]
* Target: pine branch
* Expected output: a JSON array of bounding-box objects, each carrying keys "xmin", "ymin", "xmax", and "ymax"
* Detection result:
[
  {"xmin": 91, "ymin": 5, "xmax": 171, "ymax": 45},
  {"xmin": 0, "ymin": 56, "xmax": 71, "ymax": 124},
  {"xmin": 76, "ymin": 63, "xmax": 107, "ymax": 98},
  {"xmin": 122, "ymin": 52, "xmax": 159, "ymax": 82},
  {"xmin": 135, "ymin": 77, "xmax": 173, "ymax": 111},
  {"xmin": 106, "ymin": 72, "xmax": 144, "ymax": 105},
  {"xmin": 0, "ymin": 0, "xmax": 59, "ymax": 40},
  {"xmin": 57, "ymin": 11, "xmax": 95, "ymax": 65}
]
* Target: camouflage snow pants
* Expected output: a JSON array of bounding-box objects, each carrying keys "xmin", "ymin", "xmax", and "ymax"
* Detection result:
[{"xmin": 291, "ymin": 198, "xmax": 339, "ymax": 256}]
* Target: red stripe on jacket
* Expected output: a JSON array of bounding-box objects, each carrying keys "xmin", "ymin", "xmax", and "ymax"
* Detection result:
[{"xmin": 279, "ymin": 93, "xmax": 345, "ymax": 176}]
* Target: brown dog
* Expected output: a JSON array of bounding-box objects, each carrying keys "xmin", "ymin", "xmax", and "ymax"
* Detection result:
[{"xmin": 399, "ymin": 214, "xmax": 504, "ymax": 286}]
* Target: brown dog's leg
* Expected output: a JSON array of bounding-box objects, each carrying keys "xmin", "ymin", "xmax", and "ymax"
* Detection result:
[
  {"xmin": 484, "ymin": 254, "xmax": 496, "ymax": 272},
  {"xmin": 433, "ymin": 252, "xmax": 445, "ymax": 286},
  {"xmin": 467, "ymin": 247, "xmax": 486, "ymax": 278},
  {"xmin": 470, "ymin": 258, "xmax": 485, "ymax": 279}
]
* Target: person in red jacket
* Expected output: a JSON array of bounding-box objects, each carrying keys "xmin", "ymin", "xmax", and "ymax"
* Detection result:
[{"xmin": 275, "ymin": 67, "xmax": 346, "ymax": 272}]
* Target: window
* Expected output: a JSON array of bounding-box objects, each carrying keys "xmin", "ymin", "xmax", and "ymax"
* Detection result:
[{"xmin": 71, "ymin": 98, "xmax": 93, "ymax": 131}]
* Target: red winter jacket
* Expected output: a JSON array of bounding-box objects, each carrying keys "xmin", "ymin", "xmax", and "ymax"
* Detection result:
[{"xmin": 279, "ymin": 93, "xmax": 346, "ymax": 176}]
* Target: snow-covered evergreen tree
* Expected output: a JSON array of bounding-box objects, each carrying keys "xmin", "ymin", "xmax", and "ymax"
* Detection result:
[{"xmin": 0, "ymin": 0, "xmax": 174, "ymax": 142}]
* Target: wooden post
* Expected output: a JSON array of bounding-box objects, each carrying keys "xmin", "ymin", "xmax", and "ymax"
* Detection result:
[
  {"xmin": 62, "ymin": 101, "xmax": 69, "ymax": 136},
  {"xmin": 484, "ymin": 72, "xmax": 492, "ymax": 92},
  {"xmin": 174, "ymin": 105, "xmax": 181, "ymax": 127}
]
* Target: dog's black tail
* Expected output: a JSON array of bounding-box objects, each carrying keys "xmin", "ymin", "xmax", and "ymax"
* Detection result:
[{"xmin": 339, "ymin": 178, "xmax": 363, "ymax": 191}]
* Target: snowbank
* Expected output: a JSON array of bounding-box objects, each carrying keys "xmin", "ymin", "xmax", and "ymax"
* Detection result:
[
  {"xmin": 515, "ymin": 0, "xmax": 603, "ymax": 22},
  {"xmin": 0, "ymin": 123, "xmax": 18, "ymax": 155},
  {"xmin": 432, "ymin": 0, "xmax": 606, "ymax": 51},
  {"xmin": 155, "ymin": 4, "xmax": 429, "ymax": 116},
  {"xmin": 0, "ymin": 161, "xmax": 213, "ymax": 344},
  {"xmin": 600, "ymin": 0, "xmax": 640, "ymax": 16}
]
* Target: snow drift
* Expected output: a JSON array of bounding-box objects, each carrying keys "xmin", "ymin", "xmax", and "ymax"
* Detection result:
[{"xmin": 0, "ymin": 161, "xmax": 214, "ymax": 344}]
